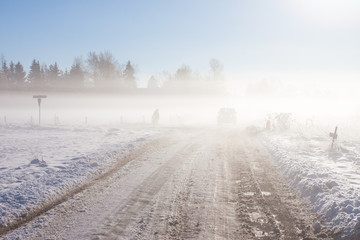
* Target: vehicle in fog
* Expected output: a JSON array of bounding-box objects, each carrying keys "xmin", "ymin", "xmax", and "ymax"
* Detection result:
[{"xmin": 217, "ymin": 108, "xmax": 237, "ymax": 125}]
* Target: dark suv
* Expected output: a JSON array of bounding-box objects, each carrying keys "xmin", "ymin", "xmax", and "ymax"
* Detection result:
[{"xmin": 217, "ymin": 108, "xmax": 237, "ymax": 124}]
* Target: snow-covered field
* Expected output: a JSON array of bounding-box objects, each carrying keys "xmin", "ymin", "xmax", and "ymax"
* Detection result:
[
  {"xmin": 0, "ymin": 123, "xmax": 162, "ymax": 228},
  {"xmin": 261, "ymin": 120, "xmax": 360, "ymax": 238}
]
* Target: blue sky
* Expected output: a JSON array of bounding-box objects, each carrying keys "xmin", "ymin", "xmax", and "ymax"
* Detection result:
[{"xmin": 1, "ymin": 0, "xmax": 360, "ymax": 84}]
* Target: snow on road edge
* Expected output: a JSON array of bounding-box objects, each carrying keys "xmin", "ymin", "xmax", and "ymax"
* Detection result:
[{"xmin": 260, "ymin": 128, "xmax": 360, "ymax": 239}]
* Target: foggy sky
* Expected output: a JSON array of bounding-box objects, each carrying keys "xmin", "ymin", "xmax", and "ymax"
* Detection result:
[{"xmin": 1, "ymin": 0, "xmax": 359, "ymax": 86}]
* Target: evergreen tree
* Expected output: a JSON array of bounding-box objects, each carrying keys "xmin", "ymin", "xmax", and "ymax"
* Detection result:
[
  {"xmin": 48, "ymin": 62, "xmax": 60, "ymax": 87},
  {"xmin": 63, "ymin": 69, "xmax": 69, "ymax": 79},
  {"xmin": 147, "ymin": 75, "xmax": 159, "ymax": 89},
  {"xmin": 49, "ymin": 62, "xmax": 59, "ymax": 79},
  {"xmin": 69, "ymin": 60, "xmax": 84, "ymax": 88},
  {"xmin": 123, "ymin": 61, "xmax": 136, "ymax": 88},
  {"xmin": 14, "ymin": 62, "xmax": 26, "ymax": 86},
  {"xmin": 172, "ymin": 65, "xmax": 193, "ymax": 89},
  {"xmin": 60, "ymin": 68, "xmax": 70, "ymax": 87},
  {"xmin": 41, "ymin": 63, "xmax": 48, "ymax": 82},
  {"xmin": 1, "ymin": 60, "xmax": 9, "ymax": 78},
  {"xmin": 174, "ymin": 65, "xmax": 192, "ymax": 81},
  {"xmin": 0, "ymin": 60, "xmax": 9, "ymax": 89},
  {"xmin": 9, "ymin": 61, "xmax": 15, "ymax": 84},
  {"xmin": 28, "ymin": 59, "xmax": 43, "ymax": 88}
]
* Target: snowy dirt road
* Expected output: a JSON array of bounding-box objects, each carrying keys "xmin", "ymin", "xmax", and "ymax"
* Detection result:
[{"xmin": 2, "ymin": 128, "xmax": 330, "ymax": 239}]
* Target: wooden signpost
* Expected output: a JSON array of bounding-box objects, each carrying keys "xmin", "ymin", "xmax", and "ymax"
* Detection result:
[
  {"xmin": 329, "ymin": 126, "xmax": 338, "ymax": 150},
  {"xmin": 33, "ymin": 95, "xmax": 47, "ymax": 124}
]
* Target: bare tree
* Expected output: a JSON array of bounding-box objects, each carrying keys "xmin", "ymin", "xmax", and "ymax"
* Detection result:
[
  {"xmin": 209, "ymin": 58, "xmax": 224, "ymax": 82},
  {"xmin": 87, "ymin": 51, "xmax": 121, "ymax": 89}
]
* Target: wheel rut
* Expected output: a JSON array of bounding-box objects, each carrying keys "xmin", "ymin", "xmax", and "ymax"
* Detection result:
[
  {"xmin": 97, "ymin": 143, "xmax": 200, "ymax": 239},
  {"xmin": 231, "ymin": 135, "xmax": 325, "ymax": 239}
]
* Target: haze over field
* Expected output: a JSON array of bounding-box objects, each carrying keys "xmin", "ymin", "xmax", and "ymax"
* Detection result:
[
  {"xmin": 1, "ymin": 0, "xmax": 359, "ymax": 125},
  {"xmin": 1, "ymin": 1, "xmax": 360, "ymax": 239}
]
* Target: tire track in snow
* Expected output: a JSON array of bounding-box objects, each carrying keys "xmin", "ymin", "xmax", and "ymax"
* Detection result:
[
  {"xmin": 93, "ymin": 142, "xmax": 201, "ymax": 239},
  {"xmin": 124, "ymin": 138, "xmax": 211, "ymax": 240},
  {"xmin": 234, "ymin": 135, "xmax": 323, "ymax": 239}
]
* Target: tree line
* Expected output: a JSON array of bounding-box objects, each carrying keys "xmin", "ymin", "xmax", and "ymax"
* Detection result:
[{"xmin": 0, "ymin": 51, "xmax": 225, "ymax": 93}]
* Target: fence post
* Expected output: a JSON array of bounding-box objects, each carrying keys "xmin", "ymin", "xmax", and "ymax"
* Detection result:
[{"xmin": 330, "ymin": 126, "xmax": 338, "ymax": 150}]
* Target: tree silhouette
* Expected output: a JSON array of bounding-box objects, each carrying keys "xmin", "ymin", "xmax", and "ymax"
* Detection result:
[
  {"xmin": 47, "ymin": 62, "xmax": 61, "ymax": 87},
  {"xmin": 87, "ymin": 51, "xmax": 120, "ymax": 89},
  {"xmin": 209, "ymin": 59, "xmax": 223, "ymax": 82},
  {"xmin": 0, "ymin": 59, "xmax": 9, "ymax": 89},
  {"xmin": 147, "ymin": 75, "xmax": 159, "ymax": 89},
  {"xmin": 174, "ymin": 65, "xmax": 192, "ymax": 81},
  {"xmin": 9, "ymin": 61, "xmax": 15, "ymax": 84},
  {"xmin": 28, "ymin": 59, "xmax": 44, "ymax": 88},
  {"xmin": 14, "ymin": 62, "xmax": 26, "ymax": 86},
  {"xmin": 69, "ymin": 58, "xmax": 85, "ymax": 88},
  {"xmin": 123, "ymin": 61, "xmax": 136, "ymax": 88}
]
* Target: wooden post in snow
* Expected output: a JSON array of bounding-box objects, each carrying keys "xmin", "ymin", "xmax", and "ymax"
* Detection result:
[
  {"xmin": 329, "ymin": 126, "xmax": 338, "ymax": 150},
  {"xmin": 33, "ymin": 95, "xmax": 47, "ymax": 125}
]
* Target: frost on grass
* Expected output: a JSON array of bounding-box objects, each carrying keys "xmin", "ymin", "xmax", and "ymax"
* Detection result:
[{"xmin": 0, "ymin": 124, "xmax": 160, "ymax": 227}]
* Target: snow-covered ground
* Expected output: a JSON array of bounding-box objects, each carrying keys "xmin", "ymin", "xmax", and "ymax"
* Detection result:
[
  {"xmin": 0, "ymin": 123, "xmax": 162, "ymax": 228},
  {"xmin": 261, "ymin": 121, "xmax": 360, "ymax": 238},
  {"xmin": 2, "ymin": 114, "xmax": 360, "ymax": 239}
]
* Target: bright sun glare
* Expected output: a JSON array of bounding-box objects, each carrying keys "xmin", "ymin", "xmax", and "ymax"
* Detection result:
[{"xmin": 284, "ymin": 0, "xmax": 360, "ymax": 27}]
